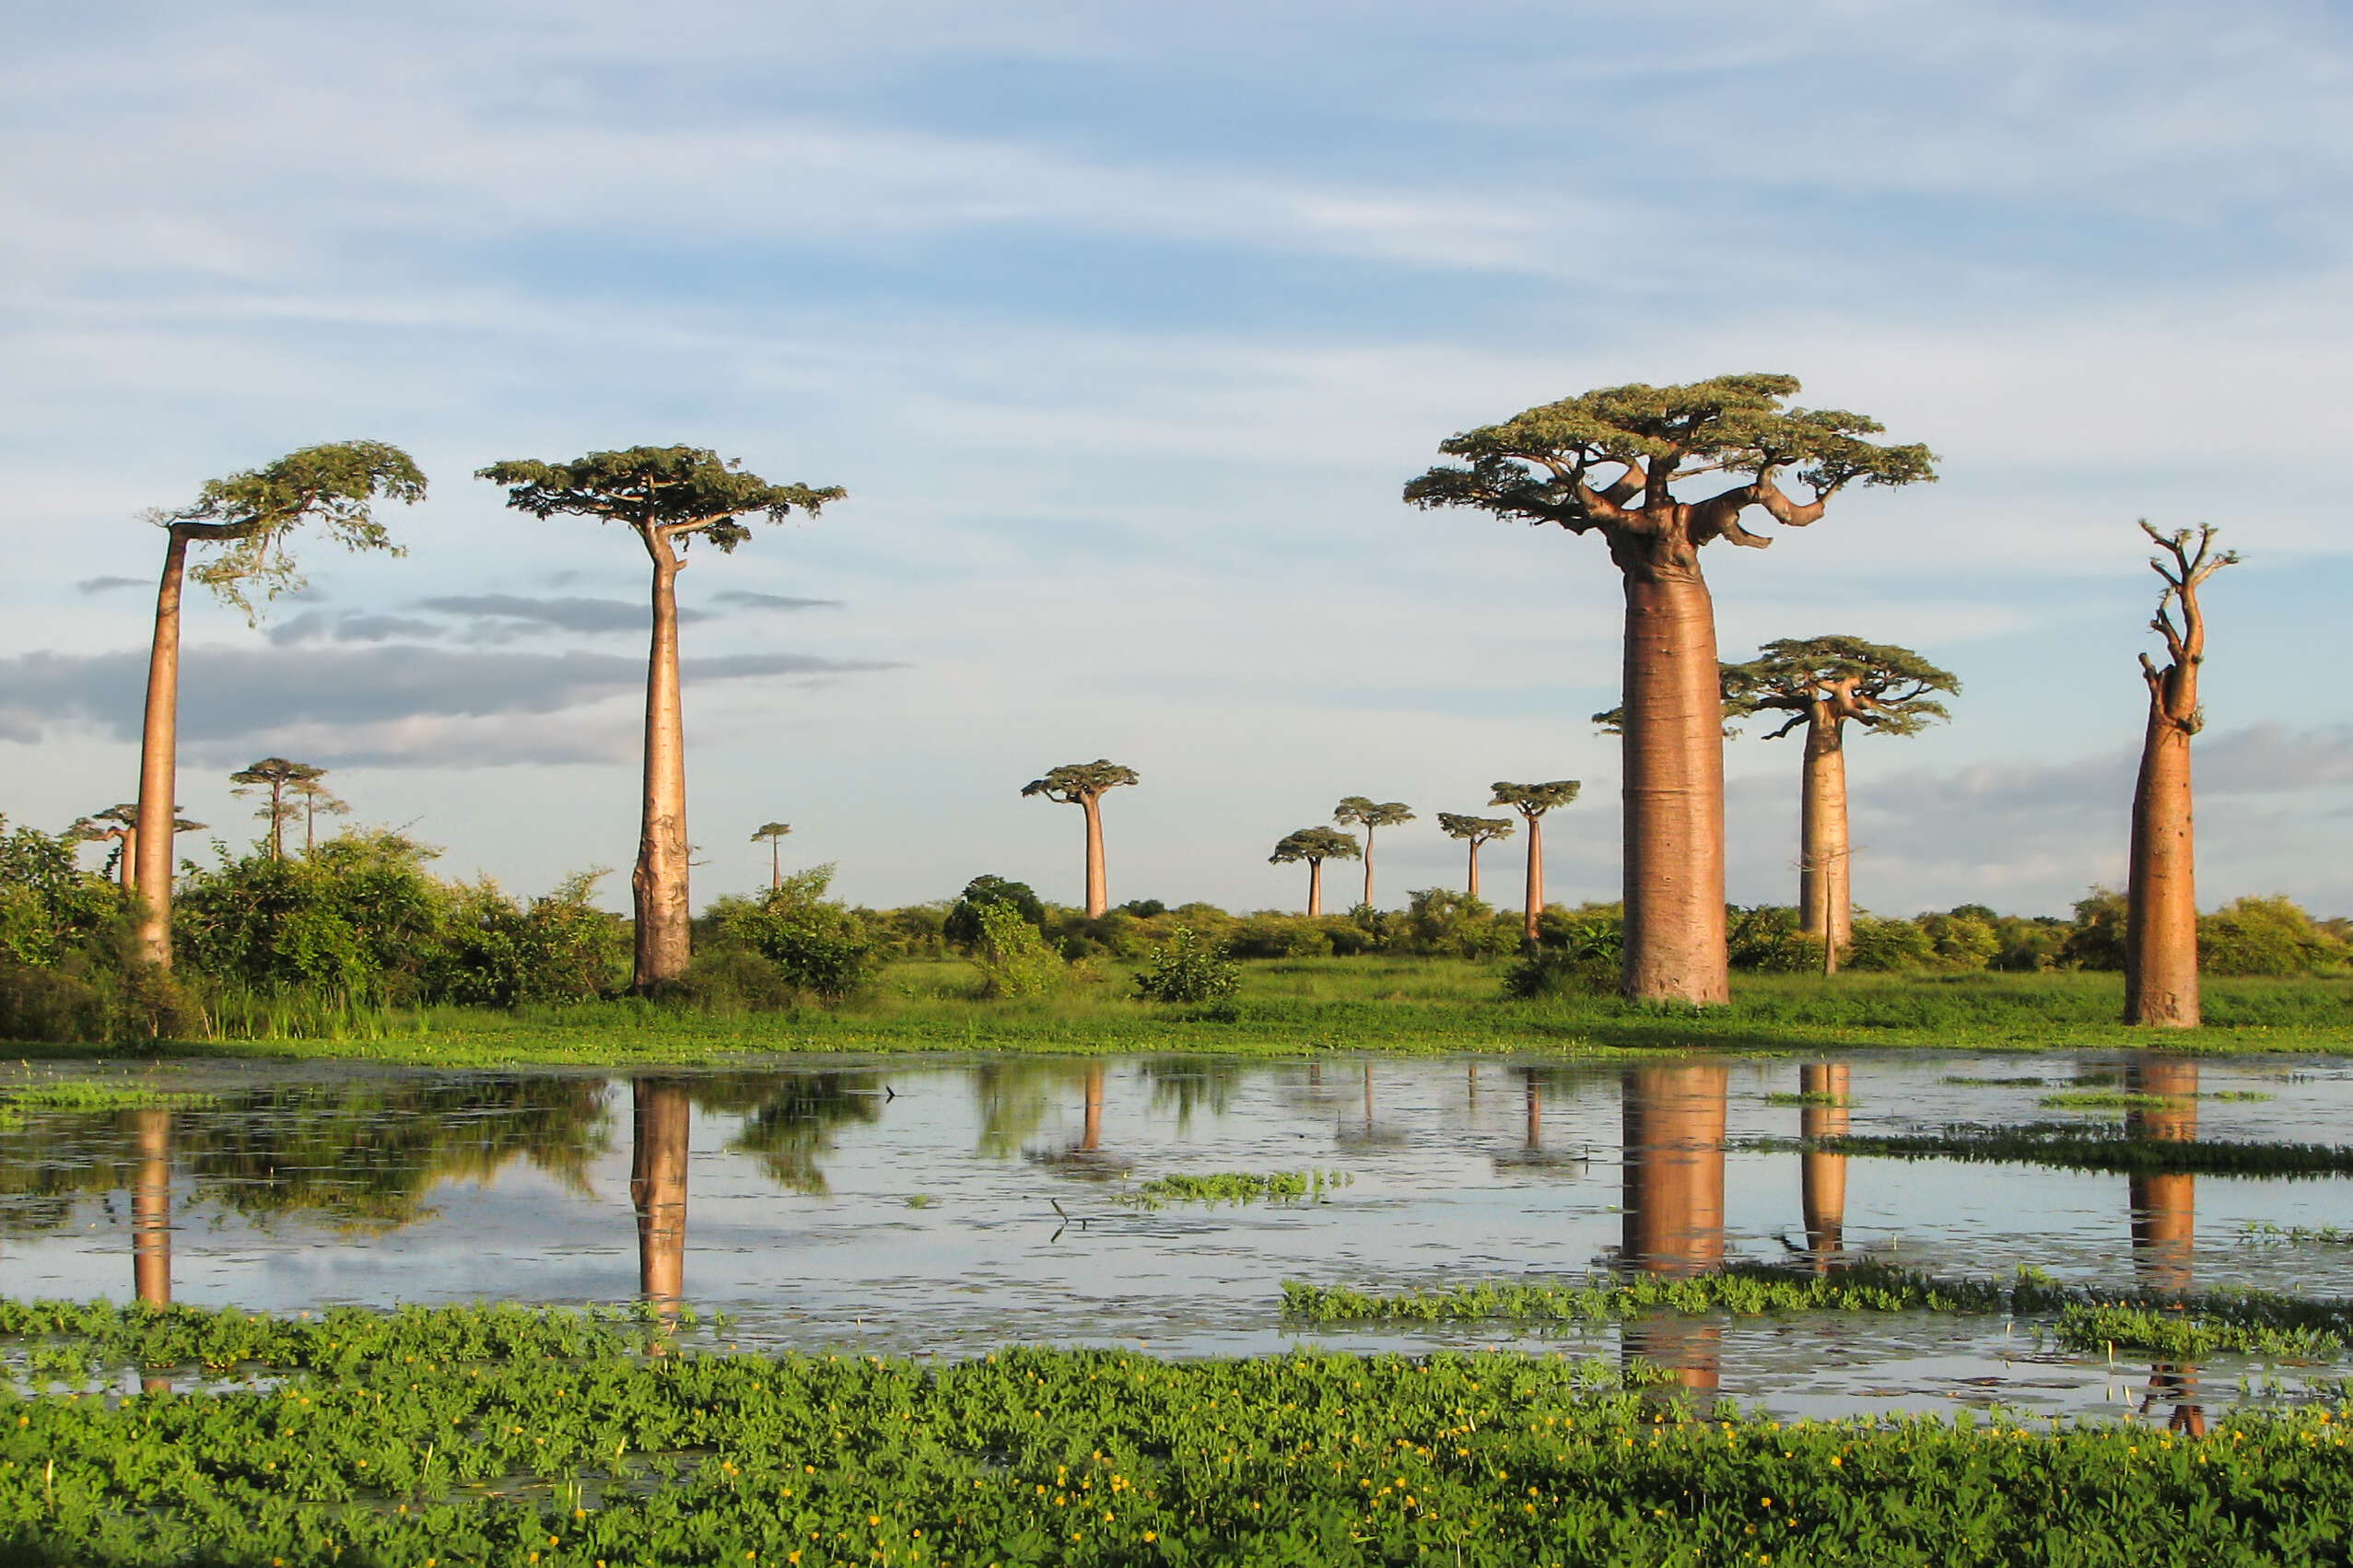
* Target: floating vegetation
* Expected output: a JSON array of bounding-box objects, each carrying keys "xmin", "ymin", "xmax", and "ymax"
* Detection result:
[
  {"xmin": 904, "ymin": 1193, "xmax": 934, "ymax": 1209},
  {"xmin": 1938, "ymin": 1074, "xmax": 2048, "ymax": 1087},
  {"xmin": 2245, "ymin": 1223, "xmax": 2353, "ymax": 1247},
  {"xmin": 1748, "ymin": 1123, "xmax": 2353, "ymax": 1177},
  {"xmin": 1283, "ymin": 1261, "xmax": 2008, "ymax": 1324},
  {"xmin": 0, "ymin": 1082, "xmax": 216, "ymax": 1114},
  {"xmin": 1118, "ymin": 1169, "xmax": 1352, "ymax": 1209},
  {"xmin": 2036, "ymin": 1091, "xmax": 2179, "ymax": 1111},
  {"xmin": 2055, "ymin": 1305, "xmax": 2342, "ymax": 1360},
  {"xmin": 2207, "ymin": 1090, "xmax": 2277, "ymax": 1102},
  {"xmin": 1762, "ymin": 1090, "xmax": 1849, "ymax": 1107}
]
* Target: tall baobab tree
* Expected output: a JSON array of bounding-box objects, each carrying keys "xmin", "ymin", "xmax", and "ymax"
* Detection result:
[
  {"xmin": 751, "ymin": 822, "xmax": 793, "ymax": 892},
  {"xmin": 134, "ymin": 442, "xmax": 426, "ymax": 965},
  {"xmin": 230, "ymin": 757, "xmax": 325, "ymax": 860},
  {"xmin": 1020, "ymin": 760, "xmax": 1139, "ymax": 919},
  {"xmin": 1269, "ymin": 826, "xmax": 1359, "ymax": 917},
  {"xmin": 1333, "ymin": 797, "xmax": 1414, "ymax": 910},
  {"xmin": 1489, "ymin": 781, "xmax": 1580, "ymax": 946},
  {"xmin": 1721, "ymin": 638, "xmax": 1956, "ymax": 971},
  {"xmin": 1407, "ymin": 376, "xmax": 1935, "ymax": 1002},
  {"xmin": 1436, "ymin": 812, "xmax": 1515, "ymax": 900},
  {"xmin": 291, "ymin": 773, "xmax": 349, "ymax": 855},
  {"xmin": 2126, "ymin": 523, "xmax": 2237, "ymax": 1028},
  {"xmin": 479, "ymin": 447, "xmax": 845, "ymax": 993}
]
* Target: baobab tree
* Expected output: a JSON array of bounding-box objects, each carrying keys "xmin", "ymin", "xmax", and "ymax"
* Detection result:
[
  {"xmin": 291, "ymin": 773, "xmax": 349, "ymax": 855},
  {"xmin": 1020, "ymin": 760, "xmax": 1138, "ymax": 919},
  {"xmin": 1333, "ymin": 797, "xmax": 1414, "ymax": 910},
  {"xmin": 134, "ymin": 442, "xmax": 427, "ymax": 965},
  {"xmin": 1269, "ymin": 826, "xmax": 1359, "ymax": 917},
  {"xmin": 76, "ymin": 804, "xmax": 202, "ymax": 895},
  {"xmin": 1489, "ymin": 781, "xmax": 1580, "ymax": 945},
  {"xmin": 1436, "ymin": 812, "xmax": 1515, "ymax": 900},
  {"xmin": 1721, "ymin": 638, "xmax": 1956, "ymax": 971},
  {"xmin": 2126, "ymin": 522, "xmax": 2237, "ymax": 1028},
  {"xmin": 478, "ymin": 447, "xmax": 845, "ymax": 992},
  {"xmin": 751, "ymin": 822, "xmax": 793, "ymax": 892},
  {"xmin": 230, "ymin": 757, "xmax": 325, "ymax": 860},
  {"xmin": 1407, "ymin": 376, "xmax": 1935, "ymax": 1001}
]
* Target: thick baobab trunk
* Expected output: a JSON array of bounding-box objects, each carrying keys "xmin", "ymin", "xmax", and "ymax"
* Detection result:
[
  {"xmin": 1798, "ymin": 715, "xmax": 1854, "ymax": 970},
  {"xmin": 1798, "ymin": 1063, "xmax": 1848, "ymax": 1262},
  {"xmin": 133, "ymin": 532, "xmax": 192, "ymax": 966},
  {"xmin": 631, "ymin": 1079, "xmax": 690, "ymax": 1313},
  {"xmin": 1520, "ymin": 814, "xmax": 1543, "ymax": 946},
  {"xmin": 634, "ymin": 540, "xmax": 693, "ymax": 991},
  {"xmin": 1081, "ymin": 794, "xmax": 1107, "ymax": 919},
  {"xmin": 2125, "ymin": 714, "xmax": 2198, "ymax": 1026},
  {"xmin": 1305, "ymin": 860, "xmax": 1324, "ymax": 917},
  {"xmin": 130, "ymin": 1107, "xmax": 172, "ymax": 1308},
  {"xmin": 1621, "ymin": 1064, "xmax": 1728, "ymax": 1395},
  {"xmin": 1620, "ymin": 572, "xmax": 1729, "ymax": 1003}
]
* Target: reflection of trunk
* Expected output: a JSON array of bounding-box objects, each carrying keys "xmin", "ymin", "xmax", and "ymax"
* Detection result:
[
  {"xmin": 1524, "ymin": 1077, "xmax": 1541, "ymax": 1153},
  {"xmin": 631, "ymin": 1080, "xmax": 691, "ymax": 1313},
  {"xmin": 1362, "ymin": 1064, "xmax": 1375, "ymax": 1133},
  {"xmin": 1620, "ymin": 572, "xmax": 1729, "ymax": 1004},
  {"xmin": 130, "ymin": 1108, "xmax": 172, "ymax": 1308},
  {"xmin": 1520, "ymin": 813, "xmax": 1544, "ymax": 946},
  {"xmin": 1305, "ymin": 860, "xmax": 1324, "ymax": 918},
  {"xmin": 134, "ymin": 532, "xmax": 193, "ymax": 966},
  {"xmin": 2125, "ymin": 717, "xmax": 2199, "ymax": 1026},
  {"xmin": 1621, "ymin": 1065, "xmax": 1728, "ymax": 1395},
  {"xmin": 1797, "ymin": 716, "xmax": 1853, "ymax": 969},
  {"xmin": 2126, "ymin": 1059, "xmax": 2203, "ymax": 1432},
  {"xmin": 1081, "ymin": 795, "xmax": 1107, "ymax": 919},
  {"xmin": 1798, "ymin": 1063, "xmax": 1848, "ymax": 1262},
  {"xmin": 633, "ymin": 539, "xmax": 693, "ymax": 991},
  {"xmin": 1081, "ymin": 1063, "xmax": 1105, "ymax": 1153}
]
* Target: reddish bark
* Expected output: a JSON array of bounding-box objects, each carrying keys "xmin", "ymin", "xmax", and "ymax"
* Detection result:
[
  {"xmin": 1798, "ymin": 1063, "xmax": 1849, "ymax": 1262},
  {"xmin": 1621, "ymin": 1064, "xmax": 1728, "ymax": 1394},
  {"xmin": 631, "ymin": 1079, "xmax": 691, "ymax": 1316},
  {"xmin": 634, "ymin": 535, "xmax": 694, "ymax": 990},
  {"xmin": 133, "ymin": 532, "xmax": 193, "ymax": 966},
  {"xmin": 1798, "ymin": 712, "xmax": 1855, "ymax": 967},
  {"xmin": 130, "ymin": 1108, "xmax": 172, "ymax": 1308},
  {"xmin": 1620, "ymin": 572, "xmax": 1728, "ymax": 1002}
]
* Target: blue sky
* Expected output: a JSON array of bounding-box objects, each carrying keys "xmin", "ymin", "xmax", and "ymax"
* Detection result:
[{"xmin": 3, "ymin": 0, "xmax": 2350, "ymax": 917}]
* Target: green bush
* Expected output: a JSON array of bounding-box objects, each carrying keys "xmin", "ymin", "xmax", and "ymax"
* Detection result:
[
  {"xmin": 969, "ymin": 900, "xmax": 1065, "ymax": 998},
  {"xmin": 1503, "ymin": 946, "xmax": 1614, "ymax": 998},
  {"xmin": 941, "ymin": 874, "xmax": 1046, "ymax": 950},
  {"xmin": 1844, "ymin": 912, "xmax": 1939, "ymax": 971},
  {"xmin": 1227, "ymin": 914, "xmax": 1332, "ymax": 959},
  {"xmin": 1133, "ymin": 927, "xmax": 1241, "ymax": 1002},
  {"xmin": 1398, "ymin": 888, "xmax": 1517, "ymax": 958},
  {"xmin": 431, "ymin": 871, "xmax": 626, "ymax": 1007},
  {"xmin": 2201, "ymin": 894, "xmax": 2349, "ymax": 975},
  {"xmin": 1726, "ymin": 905, "xmax": 1824, "ymax": 972},
  {"xmin": 712, "ymin": 866, "xmax": 879, "ymax": 1003}
]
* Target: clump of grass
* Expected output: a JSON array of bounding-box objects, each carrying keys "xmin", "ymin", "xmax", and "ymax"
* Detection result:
[
  {"xmin": 1939, "ymin": 1075, "xmax": 2048, "ymax": 1087},
  {"xmin": 904, "ymin": 1194, "xmax": 934, "ymax": 1210},
  {"xmin": 2055, "ymin": 1305, "xmax": 2341, "ymax": 1360},
  {"xmin": 2207, "ymin": 1090, "xmax": 2277, "ymax": 1102},
  {"xmin": 1119, "ymin": 1169, "xmax": 1352, "ymax": 1209},
  {"xmin": 2245, "ymin": 1223, "xmax": 2353, "ymax": 1246},
  {"xmin": 2036, "ymin": 1091, "xmax": 2180, "ymax": 1111},
  {"xmin": 1762, "ymin": 1090, "xmax": 1849, "ymax": 1107},
  {"xmin": 0, "ymin": 1082, "xmax": 215, "ymax": 1114},
  {"xmin": 1282, "ymin": 1260, "xmax": 2008, "ymax": 1324},
  {"xmin": 1752, "ymin": 1123, "xmax": 2353, "ymax": 1177}
]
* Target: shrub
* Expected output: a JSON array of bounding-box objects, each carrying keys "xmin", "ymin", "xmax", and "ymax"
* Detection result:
[
  {"xmin": 1399, "ymin": 889, "xmax": 1517, "ymax": 959},
  {"xmin": 970, "ymin": 900, "xmax": 1065, "ymax": 999},
  {"xmin": 1918, "ymin": 910, "xmax": 2001, "ymax": 971},
  {"xmin": 668, "ymin": 947, "xmax": 802, "ymax": 1012},
  {"xmin": 1844, "ymin": 913, "xmax": 1938, "ymax": 971},
  {"xmin": 942, "ymin": 874, "xmax": 1046, "ymax": 950},
  {"xmin": 2200, "ymin": 895, "xmax": 2348, "ymax": 976},
  {"xmin": 1727, "ymin": 905, "xmax": 1824, "ymax": 972},
  {"xmin": 715, "ymin": 866, "xmax": 879, "ymax": 1003},
  {"xmin": 1227, "ymin": 915, "xmax": 1332, "ymax": 960},
  {"xmin": 1133, "ymin": 927, "xmax": 1241, "ymax": 1002},
  {"xmin": 2061, "ymin": 887, "xmax": 2126, "ymax": 970},
  {"xmin": 1503, "ymin": 946, "xmax": 1613, "ymax": 998}
]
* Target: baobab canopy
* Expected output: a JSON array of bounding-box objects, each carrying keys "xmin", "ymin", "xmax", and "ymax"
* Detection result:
[
  {"xmin": 1724, "ymin": 638, "xmax": 1958, "ymax": 739},
  {"xmin": 161, "ymin": 439, "xmax": 427, "ymax": 620},
  {"xmin": 477, "ymin": 446, "xmax": 845, "ymax": 549}
]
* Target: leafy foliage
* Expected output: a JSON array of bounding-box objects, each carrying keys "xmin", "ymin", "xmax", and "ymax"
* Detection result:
[
  {"xmin": 1131, "ymin": 927, "xmax": 1241, "ymax": 1003},
  {"xmin": 1268, "ymin": 826, "xmax": 1359, "ymax": 866},
  {"xmin": 1721, "ymin": 635, "xmax": 1959, "ymax": 740},
  {"xmin": 476, "ymin": 446, "xmax": 843, "ymax": 552},
  {"xmin": 969, "ymin": 900, "xmax": 1066, "ymax": 999},
  {"xmin": 710, "ymin": 866, "xmax": 878, "ymax": 1004},
  {"xmin": 942, "ymin": 874, "xmax": 1047, "ymax": 950},
  {"xmin": 1020, "ymin": 760, "xmax": 1140, "ymax": 802},
  {"xmin": 161, "ymin": 440, "xmax": 427, "ymax": 618}
]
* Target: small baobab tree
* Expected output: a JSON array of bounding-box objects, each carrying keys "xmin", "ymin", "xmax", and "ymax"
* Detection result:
[
  {"xmin": 132, "ymin": 442, "xmax": 426, "ymax": 965},
  {"xmin": 1435, "ymin": 812, "xmax": 1515, "ymax": 900},
  {"xmin": 1489, "ymin": 781, "xmax": 1580, "ymax": 945},
  {"xmin": 1019, "ymin": 761, "xmax": 1138, "ymax": 919},
  {"xmin": 478, "ymin": 447, "xmax": 845, "ymax": 993},
  {"xmin": 291, "ymin": 773, "xmax": 349, "ymax": 855},
  {"xmin": 229, "ymin": 757, "xmax": 326, "ymax": 860},
  {"xmin": 1407, "ymin": 376, "xmax": 1934, "ymax": 1001},
  {"xmin": 76, "ymin": 804, "xmax": 202, "ymax": 895},
  {"xmin": 751, "ymin": 822, "xmax": 793, "ymax": 892},
  {"xmin": 2126, "ymin": 522, "xmax": 2238, "ymax": 1028},
  {"xmin": 1720, "ymin": 637, "xmax": 1956, "ymax": 971},
  {"xmin": 1269, "ymin": 826, "xmax": 1359, "ymax": 917},
  {"xmin": 1333, "ymin": 797, "xmax": 1414, "ymax": 910}
]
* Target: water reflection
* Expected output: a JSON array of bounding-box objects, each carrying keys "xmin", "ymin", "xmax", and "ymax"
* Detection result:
[
  {"xmin": 1799, "ymin": 1063, "xmax": 1850, "ymax": 1266},
  {"xmin": 1493, "ymin": 1070, "xmax": 1584, "ymax": 1172},
  {"xmin": 1619, "ymin": 1065, "xmax": 1729, "ymax": 1396},
  {"xmin": 630, "ymin": 1080, "xmax": 690, "ymax": 1314},
  {"xmin": 129, "ymin": 1108, "xmax": 171, "ymax": 1308},
  {"xmin": 706, "ymin": 1071, "xmax": 885, "ymax": 1196},
  {"xmin": 2127, "ymin": 1059, "xmax": 2206, "ymax": 1433}
]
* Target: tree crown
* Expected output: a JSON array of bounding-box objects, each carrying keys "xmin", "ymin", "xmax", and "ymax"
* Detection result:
[
  {"xmin": 476, "ymin": 446, "xmax": 844, "ymax": 554},
  {"xmin": 230, "ymin": 757, "xmax": 326, "ymax": 790},
  {"xmin": 1436, "ymin": 812, "xmax": 1516, "ymax": 843},
  {"xmin": 751, "ymin": 822, "xmax": 793, "ymax": 843},
  {"xmin": 158, "ymin": 440, "xmax": 427, "ymax": 619},
  {"xmin": 1270, "ymin": 826, "xmax": 1360, "ymax": 865},
  {"xmin": 1724, "ymin": 635, "xmax": 1959, "ymax": 739},
  {"xmin": 1490, "ymin": 780, "xmax": 1581, "ymax": 818},
  {"xmin": 1334, "ymin": 796, "xmax": 1414, "ymax": 831},
  {"xmin": 1404, "ymin": 375, "xmax": 1934, "ymax": 574},
  {"xmin": 1021, "ymin": 761, "xmax": 1140, "ymax": 803}
]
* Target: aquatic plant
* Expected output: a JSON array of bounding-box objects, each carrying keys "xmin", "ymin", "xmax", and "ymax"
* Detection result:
[
  {"xmin": 1119, "ymin": 1169, "xmax": 1352, "ymax": 1209},
  {"xmin": 2245, "ymin": 1222, "xmax": 2353, "ymax": 1247},
  {"xmin": 1750, "ymin": 1122, "xmax": 2353, "ymax": 1177},
  {"xmin": 1938, "ymin": 1074, "xmax": 2047, "ymax": 1087},
  {"xmin": 1762, "ymin": 1090, "xmax": 1848, "ymax": 1107},
  {"xmin": 1282, "ymin": 1261, "xmax": 2008, "ymax": 1324},
  {"xmin": 2036, "ymin": 1090, "xmax": 2179, "ymax": 1110}
]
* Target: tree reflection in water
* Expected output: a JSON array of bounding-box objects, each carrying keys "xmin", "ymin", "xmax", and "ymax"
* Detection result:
[
  {"xmin": 1493, "ymin": 1069, "xmax": 1586, "ymax": 1173},
  {"xmin": 1619, "ymin": 1065, "xmax": 1729, "ymax": 1398},
  {"xmin": 2128, "ymin": 1059, "xmax": 2206, "ymax": 1435},
  {"xmin": 1799, "ymin": 1063, "xmax": 1850, "ymax": 1267},
  {"xmin": 697, "ymin": 1071, "xmax": 886, "ymax": 1197},
  {"xmin": 629, "ymin": 1079, "xmax": 690, "ymax": 1317}
]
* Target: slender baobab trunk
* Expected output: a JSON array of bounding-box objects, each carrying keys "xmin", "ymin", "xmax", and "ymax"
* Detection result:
[
  {"xmin": 118, "ymin": 827, "xmax": 139, "ymax": 895},
  {"xmin": 2125, "ymin": 704, "xmax": 2198, "ymax": 1026},
  {"xmin": 631, "ymin": 1079, "xmax": 690, "ymax": 1315},
  {"xmin": 1621, "ymin": 1064, "xmax": 1728, "ymax": 1395},
  {"xmin": 1797, "ymin": 714, "xmax": 1854, "ymax": 970},
  {"xmin": 769, "ymin": 838, "xmax": 781, "ymax": 892},
  {"xmin": 130, "ymin": 1107, "xmax": 172, "ymax": 1308},
  {"xmin": 1081, "ymin": 794, "xmax": 1107, "ymax": 919},
  {"xmin": 1620, "ymin": 573, "xmax": 1729, "ymax": 1003},
  {"xmin": 1465, "ymin": 839, "xmax": 1481, "ymax": 901},
  {"xmin": 634, "ymin": 535, "xmax": 693, "ymax": 991},
  {"xmin": 1360, "ymin": 825, "xmax": 1377, "ymax": 911},
  {"xmin": 133, "ymin": 532, "xmax": 193, "ymax": 966},
  {"xmin": 1520, "ymin": 814, "xmax": 1543, "ymax": 946},
  {"xmin": 1798, "ymin": 1063, "xmax": 1848, "ymax": 1263},
  {"xmin": 1305, "ymin": 860, "xmax": 1325, "ymax": 917}
]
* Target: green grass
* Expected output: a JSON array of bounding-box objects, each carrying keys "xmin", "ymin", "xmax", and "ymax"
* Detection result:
[
  {"xmin": 2036, "ymin": 1091, "xmax": 2182, "ymax": 1111},
  {"xmin": 1118, "ymin": 1170, "xmax": 1352, "ymax": 1209},
  {"xmin": 1756, "ymin": 1122, "xmax": 2353, "ymax": 1177},
  {"xmin": 0, "ymin": 1083, "xmax": 215, "ymax": 1114},
  {"xmin": 1283, "ymin": 1261, "xmax": 2008, "ymax": 1324},
  {"xmin": 16, "ymin": 963, "xmax": 2351, "ymax": 1067},
  {"xmin": 7, "ymin": 1297, "xmax": 2353, "ymax": 1566}
]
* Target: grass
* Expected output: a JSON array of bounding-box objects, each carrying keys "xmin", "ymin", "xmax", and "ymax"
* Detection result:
[
  {"xmin": 1117, "ymin": 1170, "xmax": 1352, "ymax": 1209},
  {"xmin": 6, "ymin": 1297, "xmax": 2353, "ymax": 1566},
  {"xmin": 2245, "ymin": 1223, "xmax": 2353, "ymax": 1247},
  {"xmin": 16, "ymin": 963, "xmax": 2352, "ymax": 1067},
  {"xmin": 1761, "ymin": 1090, "xmax": 1850, "ymax": 1107},
  {"xmin": 2036, "ymin": 1091, "xmax": 2182, "ymax": 1110},
  {"xmin": 1753, "ymin": 1122, "xmax": 2353, "ymax": 1177}
]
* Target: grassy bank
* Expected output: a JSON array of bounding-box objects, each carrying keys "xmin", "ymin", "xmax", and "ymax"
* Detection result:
[
  {"xmin": 17, "ymin": 963, "xmax": 2351, "ymax": 1067},
  {"xmin": 5, "ymin": 1298, "xmax": 2352, "ymax": 1566}
]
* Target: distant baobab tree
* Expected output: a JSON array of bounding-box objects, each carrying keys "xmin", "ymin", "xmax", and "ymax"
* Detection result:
[
  {"xmin": 479, "ymin": 447, "xmax": 845, "ymax": 993},
  {"xmin": 1721, "ymin": 637, "xmax": 1956, "ymax": 971},
  {"xmin": 1435, "ymin": 812, "xmax": 1514, "ymax": 900},
  {"xmin": 2126, "ymin": 522, "xmax": 2237, "ymax": 1028},
  {"xmin": 1408, "ymin": 376, "xmax": 1935, "ymax": 1001},
  {"xmin": 751, "ymin": 822, "xmax": 793, "ymax": 892},
  {"xmin": 230, "ymin": 757, "xmax": 326, "ymax": 860},
  {"xmin": 1269, "ymin": 826, "xmax": 1359, "ymax": 917},
  {"xmin": 76, "ymin": 804, "xmax": 202, "ymax": 895},
  {"xmin": 133, "ymin": 442, "xmax": 427, "ymax": 965},
  {"xmin": 290, "ymin": 772, "xmax": 350, "ymax": 855},
  {"xmin": 1020, "ymin": 761, "xmax": 1138, "ymax": 919},
  {"xmin": 1489, "ymin": 781, "xmax": 1580, "ymax": 945},
  {"xmin": 1333, "ymin": 797, "xmax": 1414, "ymax": 910}
]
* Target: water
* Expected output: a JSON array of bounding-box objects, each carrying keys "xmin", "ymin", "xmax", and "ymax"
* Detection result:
[{"xmin": 6, "ymin": 1051, "xmax": 2352, "ymax": 1423}]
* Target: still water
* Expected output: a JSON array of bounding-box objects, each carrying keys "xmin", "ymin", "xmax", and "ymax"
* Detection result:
[{"xmin": 6, "ymin": 1052, "xmax": 2351, "ymax": 1422}]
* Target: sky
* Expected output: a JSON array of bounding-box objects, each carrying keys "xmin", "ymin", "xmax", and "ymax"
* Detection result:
[{"xmin": 3, "ymin": 0, "xmax": 2349, "ymax": 919}]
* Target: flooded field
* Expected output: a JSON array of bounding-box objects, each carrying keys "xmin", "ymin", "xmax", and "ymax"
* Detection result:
[{"xmin": 6, "ymin": 1052, "xmax": 2351, "ymax": 1423}]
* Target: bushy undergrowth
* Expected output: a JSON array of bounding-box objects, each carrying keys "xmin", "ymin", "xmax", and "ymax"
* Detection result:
[
  {"xmin": 1131, "ymin": 928, "xmax": 1241, "ymax": 1003},
  {"xmin": 7, "ymin": 1297, "xmax": 2353, "ymax": 1567}
]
